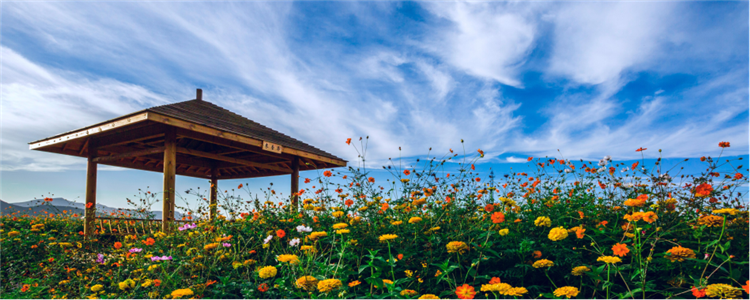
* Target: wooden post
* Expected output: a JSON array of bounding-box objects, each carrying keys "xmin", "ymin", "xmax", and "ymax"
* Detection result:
[
  {"xmin": 290, "ymin": 157, "xmax": 300, "ymax": 211},
  {"xmin": 210, "ymin": 166, "xmax": 218, "ymax": 220},
  {"xmin": 162, "ymin": 127, "xmax": 176, "ymax": 232},
  {"xmin": 84, "ymin": 139, "xmax": 98, "ymax": 238}
]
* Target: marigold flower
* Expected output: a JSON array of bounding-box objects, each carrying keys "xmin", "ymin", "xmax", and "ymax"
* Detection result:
[
  {"xmin": 491, "ymin": 212, "xmax": 505, "ymax": 224},
  {"xmin": 532, "ymin": 259, "xmax": 554, "ymax": 268},
  {"xmin": 481, "ymin": 283, "xmax": 511, "ymax": 293},
  {"xmin": 419, "ymin": 294, "xmax": 439, "ymax": 299},
  {"xmin": 7, "ymin": 231, "xmax": 20, "ymax": 237},
  {"xmin": 713, "ymin": 208, "xmax": 739, "ymax": 215},
  {"xmin": 348, "ymin": 280, "xmax": 361, "ymax": 287},
  {"xmin": 379, "ymin": 234, "xmax": 398, "ymax": 242},
  {"xmin": 113, "ymin": 242, "xmax": 122, "ymax": 249},
  {"xmin": 91, "ymin": 284, "xmax": 104, "ymax": 292},
  {"xmin": 332, "ymin": 223, "xmax": 348, "ymax": 229},
  {"xmin": 335, "ymin": 229, "xmax": 350, "ymax": 234},
  {"xmin": 705, "ymin": 283, "xmax": 741, "ymax": 299},
  {"xmin": 317, "ymin": 279, "xmax": 342, "ymax": 293},
  {"xmin": 277, "ymin": 254, "xmax": 300, "ymax": 265},
  {"xmin": 506, "ymin": 287, "xmax": 528, "ymax": 297},
  {"xmin": 391, "ymin": 221, "xmax": 403, "ymax": 226},
  {"xmin": 624, "ymin": 198, "xmax": 646, "ymax": 207},
  {"xmin": 597, "ymin": 256, "xmax": 622, "ymax": 264},
  {"xmin": 143, "ymin": 237, "xmax": 155, "ymax": 245},
  {"xmin": 612, "ymin": 243, "xmax": 630, "ymax": 257},
  {"xmin": 309, "ymin": 231, "xmax": 328, "ymax": 240},
  {"xmin": 295, "ymin": 276, "xmax": 318, "ymax": 291},
  {"xmin": 534, "ymin": 216, "xmax": 551, "ymax": 227},
  {"xmin": 455, "ymin": 284, "xmax": 476, "ymax": 299},
  {"xmin": 400, "ymin": 289, "xmax": 418, "ymax": 296},
  {"xmin": 498, "ymin": 229, "xmax": 509, "ymax": 236},
  {"xmin": 204, "ymin": 243, "xmax": 219, "ymax": 251},
  {"xmin": 553, "ymin": 286, "xmax": 580, "ymax": 299},
  {"xmin": 118, "ymin": 279, "xmax": 135, "ymax": 290},
  {"xmin": 548, "ymin": 226, "xmax": 568, "ymax": 241},
  {"xmin": 332, "ymin": 211, "xmax": 344, "ymax": 218},
  {"xmin": 258, "ymin": 266, "xmax": 277, "ymax": 279},
  {"xmin": 664, "ymin": 246, "xmax": 696, "ymax": 262},
  {"xmin": 571, "ymin": 266, "xmax": 590, "ymax": 276},
  {"xmin": 409, "ymin": 217, "xmax": 423, "ymax": 224},
  {"xmin": 446, "ymin": 241, "xmax": 469, "ymax": 254}
]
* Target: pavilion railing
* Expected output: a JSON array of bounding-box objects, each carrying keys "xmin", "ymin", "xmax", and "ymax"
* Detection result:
[{"xmin": 93, "ymin": 217, "xmax": 194, "ymax": 236}]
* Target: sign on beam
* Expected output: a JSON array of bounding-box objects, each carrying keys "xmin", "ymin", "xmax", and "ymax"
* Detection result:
[{"xmin": 262, "ymin": 141, "xmax": 283, "ymax": 154}]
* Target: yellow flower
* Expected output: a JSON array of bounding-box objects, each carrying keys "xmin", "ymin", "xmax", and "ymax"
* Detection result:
[
  {"xmin": 664, "ymin": 246, "xmax": 696, "ymax": 262},
  {"xmin": 148, "ymin": 264, "xmax": 159, "ymax": 272},
  {"xmin": 258, "ymin": 266, "xmax": 277, "ymax": 279},
  {"xmin": 335, "ymin": 229, "xmax": 350, "ymax": 234},
  {"xmin": 118, "ymin": 279, "xmax": 135, "ymax": 291},
  {"xmin": 481, "ymin": 283, "xmax": 512, "ymax": 293},
  {"xmin": 309, "ymin": 231, "xmax": 328, "ymax": 240},
  {"xmin": 317, "ymin": 279, "xmax": 342, "ymax": 293},
  {"xmin": 571, "ymin": 266, "xmax": 590, "ymax": 276},
  {"xmin": 400, "ymin": 289, "xmax": 418, "ymax": 296},
  {"xmin": 405, "ymin": 270, "xmax": 414, "ymax": 277},
  {"xmin": 170, "ymin": 288, "xmax": 194, "ymax": 298},
  {"xmin": 506, "ymin": 287, "xmax": 528, "ymax": 297},
  {"xmin": 58, "ymin": 280, "xmax": 70, "ymax": 285},
  {"xmin": 429, "ymin": 226, "xmax": 441, "ymax": 232},
  {"xmin": 332, "ymin": 211, "xmax": 344, "ymax": 218},
  {"xmin": 534, "ymin": 216, "xmax": 551, "ymax": 227},
  {"xmin": 712, "ymin": 208, "xmax": 739, "ymax": 215},
  {"xmin": 332, "ymin": 223, "xmax": 348, "ymax": 229},
  {"xmin": 243, "ymin": 259, "xmax": 257, "ymax": 266},
  {"xmin": 391, "ymin": 221, "xmax": 403, "ymax": 226},
  {"xmin": 498, "ymin": 229, "xmax": 509, "ymax": 236},
  {"xmin": 204, "ymin": 243, "xmax": 219, "ymax": 251},
  {"xmin": 295, "ymin": 276, "xmax": 319, "ymax": 291},
  {"xmin": 548, "ymin": 226, "xmax": 568, "ymax": 241},
  {"xmin": 409, "ymin": 217, "xmax": 423, "ymax": 224},
  {"xmin": 553, "ymin": 286, "xmax": 579, "ymax": 299},
  {"xmin": 698, "ymin": 215, "xmax": 724, "ymax": 227},
  {"xmin": 532, "ymin": 259, "xmax": 554, "ymax": 268},
  {"xmin": 446, "ymin": 241, "xmax": 469, "ymax": 254},
  {"xmin": 301, "ymin": 245, "xmax": 316, "ymax": 253},
  {"xmin": 7, "ymin": 231, "xmax": 20, "ymax": 237},
  {"xmin": 705, "ymin": 283, "xmax": 742, "ymax": 299},
  {"xmin": 91, "ymin": 285, "xmax": 104, "ymax": 292},
  {"xmin": 418, "ymin": 294, "xmax": 439, "ymax": 299},
  {"xmin": 382, "ymin": 279, "xmax": 394, "ymax": 286},
  {"xmin": 141, "ymin": 280, "xmax": 152, "ymax": 288},
  {"xmin": 277, "ymin": 254, "xmax": 300, "ymax": 265},
  {"xmin": 379, "ymin": 234, "xmax": 398, "ymax": 242},
  {"xmin": 401, "ymin": 179, "xmax": 410, "ymax": 183},
  {"xmin": 597, "ymin": 256, "xmax": 622, "ymax": 264}
]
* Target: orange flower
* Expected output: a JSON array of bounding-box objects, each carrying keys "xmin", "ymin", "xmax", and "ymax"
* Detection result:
[
  {"xmin": 575, "ymin": 228, "xmax": 585, "ymax": 239},
  {"xmin": 114, "ymin": 242, "xmax": 122, "ymax": 249},
  {"xmin": 323, "ymin": 170, "xmax": 333, "ymax": 177},
  {"xmin": 276, "ymin": 229, "xmax": 286, "ymax": 238},
  {"xmin": 636, "ymin": 147, "xmax": 647, "ymax": 152},
  {"xmin": 691, "ymin": 286, "xmax": 706, "ymax": 298},
  {"xmin": 397, "ymin": 254, "xmax": 404, "ymax": 260},
  {"xmin": 491, "ymin": 212, "xmax": 505, "ymax": 224},
  {"xmin": 489, "ymin": 277, "xmax": 501, "ymax": 284},
  {"xmin": 742, "ymin": 281, "xmax": 748, "ymax": 294},
  {"xmin": 345, "ymin": 199, "xmax": 354, "ymax": 207},
  {"xmin": 695, "ymin": 183, "xmax": 713, "ymax": 197},
  {"xmin": 455, "ymin": 284, "xmax": 476, "ymax": 299},
  {"xmin": 403, "ymin": 169, "xmax": 411, "ymax": 176},
  {"xmin": 258, "ymin": 283, "xmax": 269, "ymax": 293},
  {"xmin": 631, "ymin": 161, "xmax": 639, "ymax": 171},
  {"xmin": 238, "ymin": 183, "xmax": 243, "ymax": 189},
  {"xmin": 48, "ymin": 257, "xmax": 54, "ymax": 263},
  {"xmin": 532, "ymin": 251, "xmax": 542, "ymax": 258},
  {"xmin": 21, "ymin": 284, "xmax": 30, "ymax": 292},
  {"xmin": 86, "ymin": 202, "xmax": 94, "ymax": 209},
  {"xmin": 368, "ymin": 177, "xmax": 375, "ymax": 183},
  {"xmin": 612, "ymin": 243, "xmax": 630, "ymax": 257},
  {"xmin": 527, "ymin": 157, "xmax": 533, "ymax": 161},
  {"xmin": 153, "ymin": 279, "xmax": 161, "ymax": 287},
  {"xmin": 304, "ymin": 178, "xmax": 311, "ymax": 183},
  {"xmin": 346, "ymin": 138, "xmax": 352, "ymax": 145},
  {"xmin": 719, "ymin": 141, "xmax": 730, "ymax": 148},
  {"xmin": 144, "ymin": 238, "xmax": 155, "ymax": 246},
  {"xmin": 578, "ymin": 211, "xmax": 584, "ymax": 219},
  {"xmin": 484, "ymin": 204, "xmax": 494, "ymax": 212}
]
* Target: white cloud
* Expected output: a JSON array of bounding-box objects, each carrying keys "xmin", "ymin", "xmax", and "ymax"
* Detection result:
[{"xmin": 505, "ymin": 156, "xmax": 528, "ymax": 163}]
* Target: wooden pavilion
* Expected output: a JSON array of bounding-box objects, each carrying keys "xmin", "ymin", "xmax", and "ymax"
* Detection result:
[{"xmin": 29, "ymin": 89, "xmax": 347, "ymax": 235}]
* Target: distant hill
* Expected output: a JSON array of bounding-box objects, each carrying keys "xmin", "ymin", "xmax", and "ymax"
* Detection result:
[{"xmin": 1, "ymin": 198, "xmax": 183, "ymax": 220}]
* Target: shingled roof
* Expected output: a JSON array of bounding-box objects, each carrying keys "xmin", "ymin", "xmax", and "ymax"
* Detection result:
[{"xmin": 149, "ymin": 99, "xmax": 343, "ymax": 162}]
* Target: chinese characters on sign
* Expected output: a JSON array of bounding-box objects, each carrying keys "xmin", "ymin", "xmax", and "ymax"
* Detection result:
[{"xmin": 262, "ymin": 141, "xmax": 283, "ymax": 154}]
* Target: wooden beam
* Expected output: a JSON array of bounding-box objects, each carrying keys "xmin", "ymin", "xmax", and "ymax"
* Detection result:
[
  {"xmin": 92, "ymin": 147, "xmax": 166, "ymax": 163},
  {"xmin": 84, "ymin": 139, "xmax": 98, "ymax": 238},
  {"xmin": 30, "ymin": 112, "xmax": 150, "ymax": 150},
  {"xmin": 78, "ymin": 138, "xmax": 89, "ymax": 156},
  {"xmin": 175, "ymin": 147, "xmax": 291, "ymax": 173},
  {"xmin": 150, "ymin": 114, "xmax": 346, "ymax": 166},
  {"xmin": 96, "ymin": 124, "xmax": 166, "ymax": 149},
  {"xmin": 162, "ymin": 128, "xmax": 177, "ymax": 232},
  {"xmin": 175, "ymin": 128, "xmax": 292, "ymax": 161},
  {"xmin": 291, "ymin": 157, "xmax": 300, "ymax": 211},
  {"xmin": 210, "ymin": 166, "xmax": 218, "ymax": 220},
  {"xmin": 97, "ymin": 159, "xmax": 209, "ymax": 179}
]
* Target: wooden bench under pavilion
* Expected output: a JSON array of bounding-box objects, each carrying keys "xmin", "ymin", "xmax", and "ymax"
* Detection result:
[{"xmin": 29, "ymin": 89, "xmax": 347, "ymax": 235}]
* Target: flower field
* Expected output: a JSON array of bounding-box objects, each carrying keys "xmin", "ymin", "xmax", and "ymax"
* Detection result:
[{"xmin": 1, "ymin": 141, "xmax": 749, "ymax": 299}]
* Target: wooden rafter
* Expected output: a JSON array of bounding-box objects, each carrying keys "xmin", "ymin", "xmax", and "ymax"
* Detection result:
[
  {"xmin": 92, "ymin": 147, "xmax": 166, "ymax": 163},
  {"xmin": 175, "ymin": 147, "xmax": 291, "ymax": 173}
]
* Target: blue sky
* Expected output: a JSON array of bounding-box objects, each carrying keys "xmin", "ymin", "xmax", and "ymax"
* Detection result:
[{"xmin": 1, "ymin": 1, "xmax": 748, "ymax": 208}]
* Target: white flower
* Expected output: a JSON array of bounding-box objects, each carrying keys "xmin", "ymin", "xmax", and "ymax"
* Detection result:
[
  {"xmin": 565, "ymin": 169, "xmax": 573, "ymax": 173},
  {"xmin": 604, "ymin": 155, "xmax": 612, "ymax": 161},
  {"xmin": 289, "ymin": 238, "xmax": 300, "ymax": 247},
  {"xmin": 597, "ymin": 167, "xmax": 606, "ymax": 173},
  {"xmin": 263, "ymin": 235, "xmax": 273, "ymax": 244},
  {"xmin": 296, "ymin": 225, "xmax": 312, "ymax": 233},
  {"xmin": 621, "ymin": 168, "xmax": 629, "ymax": 173}
]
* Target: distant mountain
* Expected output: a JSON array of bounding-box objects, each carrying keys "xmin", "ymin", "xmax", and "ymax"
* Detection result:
[{"xmin": 1, "ymin": 198, "xmax": 183, "ymax": 220}]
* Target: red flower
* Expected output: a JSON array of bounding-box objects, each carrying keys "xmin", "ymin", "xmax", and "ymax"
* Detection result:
[
  {"xmin": 719, "ymin": 141, "xmax": 730, "ymax": 148},
  {"xmin": 48, "ymin": 257, "xmax": 54, "ymax": 263},
  {"xmin": 345, "ymin": 199, "xmax": 354, "ymax": 207},
  {"xmin": 484, "ymin": 204, "xmax": 494, "ymax": 212},
  {"xmin": 533, "ymin": 250, "xmax": 542, "ymax": 258},
  {"xmin": 403, "ymin": 169, "xmax": 411, "ymax": 176},
  {"xmin": 323, "ymin": 170, "xmax": 333, "ymax": 177},
  {"xmin": 143, "ymin": 238, "xmax": 155, "ymax": 246},
  {"xmin": 258, "ymin": 283, "xmax": 269, "ymax": 293},
  {"xmin": 238, "ymin": 184, "xmax": 243, "ymax": 189},
  {"xmin": 455, "ymin": 284, "xmax": 476, "ymax": 299},
  {"xmin": 475, "ymin": 177, "xmax": 481, "ymax": 182},
  {"xmin": 691, "ymin": 286, "xmax": 706, "ymax": 298},
  {"xmin": 636, "ymin": 147, "xmax": 647, "ymax": 152},
  {"xmin": 631, "ymin": 161, "xmax": 639, "ymax": 171},
  {"xmin": 527, "ymin": 157, "xmax": 533, "ymax": 161},
  {"xmin": 153, "ymin": 279, "xmax": 161, "ymax": 287},
  {"xmin": 114, "ymin": 242, "xmax": 122, "ymax": 249},
  {"xmin": 491, "ymin": 212, "xmax": 505, "ymax": 224},
  {"xmin": 735, "ymin": 173, "xmax": 743, "ymax": 179},
  {"xmin": 368, "ymin": 177, "xmax": 375, "ymax": 183},
  {"xmin": 86, "ymin": 202, "xmax": 94, "ymax": 209},
  {"xmin": 276, "ymin": 229, "xmax": 286, "ymax": 238},
  {"xmin": 346, "ymin": 138, "xmax": 352, "ymax": 145},
  {"xmin": 489, "ymin": 277, "xmax": 501, "ymax": 284},
  {"xmin": 694, "ymin": 183, "xmax": 713, "ymax": 197},
  {"xmin": 397, "ymin": 254, "xmax": 404, "ymax": 260}
]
